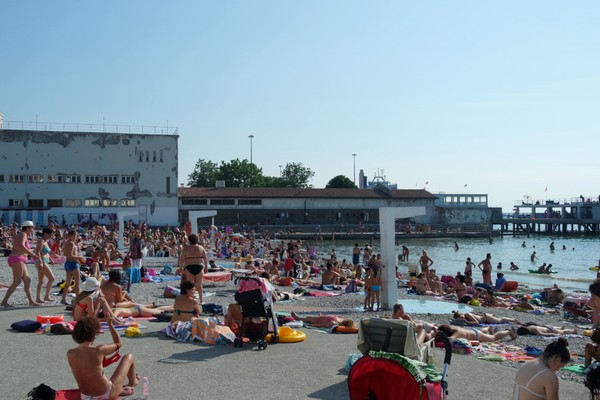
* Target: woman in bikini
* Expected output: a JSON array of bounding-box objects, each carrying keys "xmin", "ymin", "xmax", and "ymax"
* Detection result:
[
  {"xmin": 452, "ymin": 311, "xmax": 521, "ymax": 325},
  {"xmin": 170, "ymin": 281, "xmax": 202, "ymax": 328},
  {"xmin": 1, "ymin": 221, "xmax": 41, "ymax": 308},
  {"xmin": 67, "ymin": 316, "xmax": 139, "ymax": 399},
  {"xmin": 34, "ymin": 228, "xmax": 57, "ymax": 303},
  {"xmin": 179, "ymin": 233, "xmax": 209, "ymax": 304},
  {"xmin": 369, "ymin": 264, "xmax": 383, "ymax": 312},
  {"xmin": 513, "ymin": 338, "xmax": 570, "ymax": 399},
  {"xmin": 516, "ymin": 323, "xmax": 578, "ymax": 337}
]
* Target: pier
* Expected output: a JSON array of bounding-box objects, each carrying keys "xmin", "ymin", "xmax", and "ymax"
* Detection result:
[{"xmin": 493, "ymin": 197, "xmax": 600, "ymax": 236}]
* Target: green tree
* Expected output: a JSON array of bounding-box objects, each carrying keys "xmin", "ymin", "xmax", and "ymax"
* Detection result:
[
  {"xmin": 261, "ymin": 175, "xmax": 285, "ymax": 187},
  {"xmin": 280, "ymin": 162, "xmax": 314, "ymax": 188},
  {"xmin": 326, "ymin": 175, "xmax": 357, "ymax": 188},
  {"xmin": 187, "ymin": 159, "xmax": 218, "ymax": 187},
  {"xmin": 217, "ymin": 159, "xmax": 264, "ymax": 187}
]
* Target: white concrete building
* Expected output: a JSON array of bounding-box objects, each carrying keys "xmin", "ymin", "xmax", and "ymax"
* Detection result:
[{"xmin": 0, "ymin": 127, "xmax": 179, "ymax": 226}]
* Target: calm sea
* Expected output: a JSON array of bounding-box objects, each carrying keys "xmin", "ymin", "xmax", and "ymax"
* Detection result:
[{"xmin": 309, "ymin": 236, "xmax": 600, "ymax": 293}]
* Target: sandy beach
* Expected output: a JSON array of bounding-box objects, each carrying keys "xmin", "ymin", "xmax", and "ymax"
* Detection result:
[{"xmin": 0, "ymin": 255, "xmax": 593, "ymax": 399}]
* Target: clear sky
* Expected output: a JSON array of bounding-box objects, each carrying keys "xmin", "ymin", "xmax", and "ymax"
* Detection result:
[{"xmin": 2, "ymin": 1, "xmax": 600, "ymax": 211}]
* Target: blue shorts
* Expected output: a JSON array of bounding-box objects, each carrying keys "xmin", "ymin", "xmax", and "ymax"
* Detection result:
[
  {"xmin": 352, "ymin": 254, "xmax": 360, "ymax": 265},
  {"xmin": 371, "ymin": 285, "xmax": 381, "ymax": 292},
  {"xmin": 64, "ymin": 261, "xmax": 80, "ymax": 272}
]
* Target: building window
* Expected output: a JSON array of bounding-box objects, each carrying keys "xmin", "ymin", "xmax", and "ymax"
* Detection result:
[
  {"xmin": 102, "ymin": 199, "xmax": 118, "ymax": 207},
  {"xmin": 103, "ymin": 175, "xmax": 118, "ymax": 184},
  {"xmin": 28, "ymin": 199, "xmax": 44, "ymax": 207},
  {"xmin": 122, "ymin": 176, "xmax": 136, "ymax": 184},
  {"xmin": 138, "ymin": 151, "xmax": 143, "ymax": 162},
  {"xmin": 210, "ymin": 199, "xmax": 235, "ymax": 205},
  {"xmin": 121, "ymin": 199, "xmax": 136, "ymax": 207},
  {"xmin": 84, "ymin": 199, "xmax": 100, "ymax": 207},
  {"xmin": 28, "ymin": 175, "xmax": 44, "ymax": 183},
  {"xmin": 47, "ymin": 175, "xmax": 63, "ymax": 183},
  {"xmin": 0, "ymin": 175, "xmax": 4, "ymax": 183},
  {"xmin": 238, "ymin": 199, "xmax": 262, "ymax": 205},
  {"xmin": 9, "ymin": 199, "xmax": 24, "ymax": 207},
  {"xmin": 153, "ymin": 151, "xmax": 157, "ymax": 162},
  {"xmin": 48, "ymin": 199, "xmax": 63, "ymax": 207},
  {"xmin": 181, "ymin": 199, "xmax": 207, "ymax": 205},
  {"xmin": 166, "ymin": 176, "xmax": 171, "ymax": 194},
  {"xmin": 85, "ymin": 175, "xmax": 102, "ymax": 184},
  {"xmin": 65, "ymin": 199, "xmax": 82, "ymax": 207},
  {"xmin": 159, "ymin": 150, "xmax": 163, "ymax": 162},
  {"xmin": 64, "ymin": 175, "xmax": 81, "ymax": 183},
  {"xmin": 9, "ymin": 175, "xmax": 25, "ymax": 183},
  {"xmin": 146, "ymin": 151, "xmax": 149, "ymax": 162}
]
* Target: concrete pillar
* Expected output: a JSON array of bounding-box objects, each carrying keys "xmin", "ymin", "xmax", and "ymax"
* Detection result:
[
  {"xmin": 117, "ymin": 211, "xmax": 139, "ymax": 250},
  {"xmin": 188, "ymin": 210, "xmax": 218, "ymax": 235},
  {"xmin": 379, "ymin": 206, "xmax": 426, "ymax": 309}
]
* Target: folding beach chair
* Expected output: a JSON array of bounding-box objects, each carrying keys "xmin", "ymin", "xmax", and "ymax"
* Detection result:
[{"xmin": 357, "ymin": 318, "xmax": 427, "ymax": 361}]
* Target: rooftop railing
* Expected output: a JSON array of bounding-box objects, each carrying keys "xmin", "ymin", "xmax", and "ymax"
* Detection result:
[{"xmin": 0, "ymin": 120, "xmax": 178, "ymax": 135}]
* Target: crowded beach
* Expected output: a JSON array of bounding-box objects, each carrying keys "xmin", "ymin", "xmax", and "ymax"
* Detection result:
[{"xmin": 2, "ymin": 220, "xmax": 600, "ymax": 399}]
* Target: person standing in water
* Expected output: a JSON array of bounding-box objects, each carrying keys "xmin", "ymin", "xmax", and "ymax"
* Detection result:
[{"xmin": 478, "ymin": 253, "xmax": 493, "ymax": 286}]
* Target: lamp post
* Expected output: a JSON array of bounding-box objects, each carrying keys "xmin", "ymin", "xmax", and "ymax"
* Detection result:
[
  {"xmin": 279, "ymin": 165, "xmax": 282, "ymax": 176},
  {"xmin": 248, "ymin": 135, "xmax": 254, "ymax": 164},
  {"xmin": 352, "ymin": 153, "xmax": 357, "ymax": 185}
]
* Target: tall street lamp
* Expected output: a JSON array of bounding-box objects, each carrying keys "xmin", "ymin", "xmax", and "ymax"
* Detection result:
[
  {"xmin": 352, "ymin": 153, "xmax": 357, "ymax": 186},
  {"xmin": 279, "ymin": 165, "xmax": 282, "ymax": 176},
  {"xmin": 248, "ymin": 135, "xmax": 254, "ymax": 164}
]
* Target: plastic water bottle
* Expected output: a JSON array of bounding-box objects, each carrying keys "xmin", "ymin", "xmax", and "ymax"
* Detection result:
[
  {"xmin": 45, "ymin": 319, "xmax": 51, "ymax": 335},
  {"xmin": 141, "ymin": 377, "xmax": 150, "ymax": 398}
]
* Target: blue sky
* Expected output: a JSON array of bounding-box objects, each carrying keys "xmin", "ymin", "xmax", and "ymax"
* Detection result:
[{"xmin": 2, "ymin": 1, "xmax": 600, "ymax": 211}]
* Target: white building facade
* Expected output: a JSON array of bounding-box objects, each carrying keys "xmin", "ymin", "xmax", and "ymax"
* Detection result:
[{"xmin": 0, "ymin": 128, "xmax": 179, "ymax": 226}]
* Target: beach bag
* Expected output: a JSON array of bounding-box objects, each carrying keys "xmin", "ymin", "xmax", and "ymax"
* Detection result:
[
  {"xmin": 163, "ymin": 285, "xmax": 180, "ymax": 299},
  {"xmin": 346, "ymin": 279, "xmax": 357, "ymax": 293},
  {"xmin": 11, "ymin": 320, "xmax": 42, "ymax": 332},
  {"xmin": 202, "ymin": 303, "xmax": 224, "ymax": 315}
]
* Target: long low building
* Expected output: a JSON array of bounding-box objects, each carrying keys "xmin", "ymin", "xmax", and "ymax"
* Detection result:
[{"xmin": 178, "ymin": 185, "xmax": 438, "ymax": 228}]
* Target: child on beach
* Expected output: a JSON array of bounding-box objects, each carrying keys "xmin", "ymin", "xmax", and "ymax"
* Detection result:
[
  {"xmin": 363, "ymin": 267, "xmax": 372, "ymax": 311},
  {"xmin": 67, "ymin": 317, "xmax": 139, "ymax": 399},
  {"xmin": 369, "ymin": 265, "xmax": 382, "ymax": 312}
]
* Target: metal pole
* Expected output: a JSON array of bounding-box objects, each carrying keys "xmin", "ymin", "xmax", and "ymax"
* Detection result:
[
  {"xmin": 279, "ymin": 165, "xmax": 282, "ymax": 176},
  {"xmin": 248, "ymin": 135, "xmax": 254, "ymax": 164},
  {"xmin": 352, "ymin": 153, "xmax": 357, "ymax": 185}
]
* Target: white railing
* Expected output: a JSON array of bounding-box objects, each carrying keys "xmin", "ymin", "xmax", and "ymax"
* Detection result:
[{"xmin": 1, "ymin": 120, "xmax": 178, "ymax": 135}]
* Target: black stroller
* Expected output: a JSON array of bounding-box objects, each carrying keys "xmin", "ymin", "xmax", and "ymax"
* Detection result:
[{"xmin": 233, "ymin": 276, "xmax": 279, "ymax": 350}]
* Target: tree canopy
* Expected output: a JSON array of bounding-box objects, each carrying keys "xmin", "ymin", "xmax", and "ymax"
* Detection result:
[
  {"xmin": 187, "ymin": 159, "xmax": 314, "ymax": 188},
  {"xmin": 326, "ymin": 175, "xmax": 357, "ymax": 188}
]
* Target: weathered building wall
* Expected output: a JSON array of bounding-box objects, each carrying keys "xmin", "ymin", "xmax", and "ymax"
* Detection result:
[
  {"xmin": 0, "ymin": 129, "xmax": 179, "ymax": 226},
  {"xmin": 435, "ymin": 207, "xmax": 491, "ymax": 226}
]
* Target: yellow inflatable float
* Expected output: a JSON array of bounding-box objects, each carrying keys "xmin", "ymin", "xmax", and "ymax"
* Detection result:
[{"xmin": 267, "ymin": 326, "xmax": 306, "ymax": 343}]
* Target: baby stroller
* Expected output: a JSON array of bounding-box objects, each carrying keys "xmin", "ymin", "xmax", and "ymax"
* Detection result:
[
  {"xmin": 233, "ymin": 276, "xmax": 279, "ymax": 350},
  {"xmin": 348, "ymin": 318, "xmax": 452, "ymax": 400}
]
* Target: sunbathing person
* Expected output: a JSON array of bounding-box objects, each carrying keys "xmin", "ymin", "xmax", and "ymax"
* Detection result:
[
  {"xmin": 452, "ymin": 311, "xmax": 521, "ymax": 325},
  {"xmin": 290, "ymin": 312, "xmax": 355, "ymax": 329},
  {"xmin": 512, "ymin": 297, "xmax": 537, "ymax": 311},
  {"xmin": 516, "ymin": 323, "xmax": 577, "ymax": 337},
  {"xmin": 415, "ymin": 272, "xmax": 437, "ymax": 296},
  {"xmin": 67, "ymin": 316, "xmax": 139, "ymax": 399},
  {"xmin": 170, "ymin": 281, "xmax": 202, "ymax": 328},
  {"xmin": 100, "ymin": 270, "xmax": 155, "ymax": 309},
  {"xmin": 72, "ymin": 278, "xmax": 122, "ymax": 325},
  {"xmin": 437, "ymin": 324, "xmax": 516, "ymax": 342}
]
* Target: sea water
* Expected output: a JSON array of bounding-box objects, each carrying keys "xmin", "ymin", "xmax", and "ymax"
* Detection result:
[{"xmin": 310, "ymin": 236, "xmax": 600, "ymax": 293}]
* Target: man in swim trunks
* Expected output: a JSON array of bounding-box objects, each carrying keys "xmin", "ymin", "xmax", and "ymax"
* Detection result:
[
  {"xmin": 477, "ymin": 253, "xmax": 493, "ymax": 285},
  {"xmin": 61, "ymin": 230, "xmax": 82, "ymax": 305},
  {"xmin": 419, "ymin": 250, "xmax": 433, "ymax": 289},
  {"xmin": 68, "ymin": 317, "xmax": 139, "ymax": 399}
]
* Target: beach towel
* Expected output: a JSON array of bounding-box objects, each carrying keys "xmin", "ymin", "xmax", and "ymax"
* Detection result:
[
  {"xmin": 204, "ymin": 271, "xmax": 231, "ymax": 282},
  {"xmin": 561, "ymin": 364, "xmax": 587, "ymax": 374}
]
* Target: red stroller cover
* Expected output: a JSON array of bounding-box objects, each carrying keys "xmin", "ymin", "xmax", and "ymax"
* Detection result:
[{"xmin": 348, "ymin": 355, "xmax": 442, "ymax": 400}]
